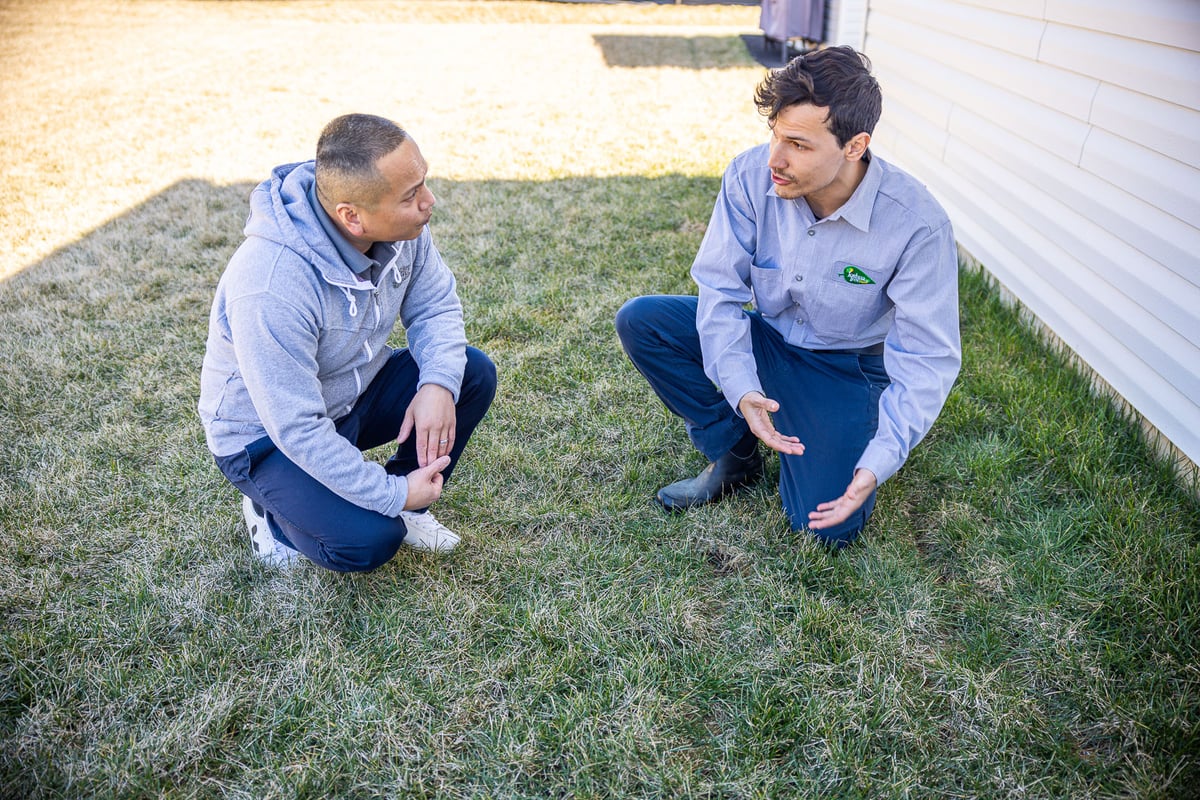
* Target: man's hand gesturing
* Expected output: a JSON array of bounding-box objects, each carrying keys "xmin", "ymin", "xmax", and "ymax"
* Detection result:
[
  {"xmin": 738, "ymin": 391, "xmax": 805, "ymax": 456},
  {"xmin": 809, "ymin": 468, "xmax": 877, "ymax": 530}
]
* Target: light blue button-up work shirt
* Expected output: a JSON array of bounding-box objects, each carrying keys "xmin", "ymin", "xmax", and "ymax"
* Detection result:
[{"xmin": 691, "ymin": 144, "xmax": 961, "ymax": 485}]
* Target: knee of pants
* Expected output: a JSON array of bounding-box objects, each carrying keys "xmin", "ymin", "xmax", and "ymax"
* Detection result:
[
  {"xmin": 784, "ymin": 494, "xmax": 875, "ymax": 550},
  {"xmin": 462, "ymin": 346, "xmax": 498, "ymax": 400},
  {"xmin": 807, "ymin": 525, "xmax": 863, "ymax": 550},
  {"xmin": 614, "ymin": 295, "xmax": 662, "ymax": 352},
  {"xmin": 311, "ymin": 517, "xmax": 408, "ymax": 573}
]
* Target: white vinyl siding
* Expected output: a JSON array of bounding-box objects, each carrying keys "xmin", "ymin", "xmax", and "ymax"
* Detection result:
[
  {"xmin": 834, "ymin": 0, "xmax": 1200, "ymax": 470},
  {"xmin": 825, "ymin": 0, "xmax": 868, "ymax": 51}
]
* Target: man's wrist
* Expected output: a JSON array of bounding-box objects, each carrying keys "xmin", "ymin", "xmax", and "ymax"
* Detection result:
[{"xmin": 416, "ymin": 379, "xmax": 458, "ymax": 402}]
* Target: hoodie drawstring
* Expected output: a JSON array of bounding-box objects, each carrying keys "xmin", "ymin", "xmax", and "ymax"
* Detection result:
[{"xmin": 340, "ymin": 287, "xmax": 358, "ymax": 318}]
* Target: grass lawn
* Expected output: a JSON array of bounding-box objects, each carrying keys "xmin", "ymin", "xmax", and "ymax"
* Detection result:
[{"xmin": 2, "ymin": 2, "xmax": 1198, "ymax": 798}]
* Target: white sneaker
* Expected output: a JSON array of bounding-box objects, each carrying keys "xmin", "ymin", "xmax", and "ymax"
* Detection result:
[
  {"xmin": 400, "ymin": 510, "xmax": 461, "ymax": 553},
  {"xmin": 242, "ymin": 495, "xmax": 302, "ymax": 568}
]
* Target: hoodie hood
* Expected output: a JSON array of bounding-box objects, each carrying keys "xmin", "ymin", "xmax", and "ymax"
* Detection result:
[{"xmin": 244, "ymin": 160, "xmax": 362, "ymax": 290}]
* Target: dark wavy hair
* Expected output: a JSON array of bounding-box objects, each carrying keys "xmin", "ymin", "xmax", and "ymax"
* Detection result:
[
  {"xmin": 754, "ymin": 46, "xmax": 882, "ymax": 147},
  {"xmin": 315, "ymin": 114, "xmax": 409, "ymax": 208}
]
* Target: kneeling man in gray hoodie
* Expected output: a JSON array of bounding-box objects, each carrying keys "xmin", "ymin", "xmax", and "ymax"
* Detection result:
[{"xmin": 199, "ymin": 114, "xmax": 497, "ymax": 571}]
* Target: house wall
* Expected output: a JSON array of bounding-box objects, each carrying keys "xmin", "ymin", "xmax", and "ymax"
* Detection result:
[
  {"xmin": 825, "ymin": 0, "xmax": 1200, "ymax": 472},
  {"xmin": 826, "ymin": 0, "xmax": 868, "ymax": 50}
]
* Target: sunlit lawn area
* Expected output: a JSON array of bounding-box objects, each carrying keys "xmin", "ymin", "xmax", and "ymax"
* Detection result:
[{"xmin": 2, "ymin": 2, "xmax": 1197, "ymax": 798}]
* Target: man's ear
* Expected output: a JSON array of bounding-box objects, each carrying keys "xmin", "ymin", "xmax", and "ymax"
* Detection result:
[
  {"xmin": 845, "ymin": 132, "xmax": 871, "ymax": 161},
  {"xmin": 334, "ymin": 203, "xmax": 364, "ymax": 237}
]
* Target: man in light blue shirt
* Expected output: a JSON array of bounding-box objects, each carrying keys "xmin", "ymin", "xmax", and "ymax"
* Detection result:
[{"xmin": 616, "ymin": 47, "xmax": 960, "ymax": 546}]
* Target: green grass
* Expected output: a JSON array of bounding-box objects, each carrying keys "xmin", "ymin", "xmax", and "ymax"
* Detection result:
[
  {"xmin": 2, "ymin": 2, "xmax": 1199, "ymax": 798},
  {"xmin": 2, "ymin": 172, "xmax": 1198, "ymax": 799}
]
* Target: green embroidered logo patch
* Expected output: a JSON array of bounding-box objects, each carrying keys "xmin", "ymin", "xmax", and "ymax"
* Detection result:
[{"xmin": 841, "ymin": 265, "xmax": 875, "ymax": 285}]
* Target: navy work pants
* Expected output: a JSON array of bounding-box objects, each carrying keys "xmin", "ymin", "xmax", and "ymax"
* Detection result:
[
  {"xmin": 214, "ymin": 347, "xmax": 497, "ymax": 572},
  {"xmin": 615, "ymin": 295, "xmax": 888, "ymax": 545}
]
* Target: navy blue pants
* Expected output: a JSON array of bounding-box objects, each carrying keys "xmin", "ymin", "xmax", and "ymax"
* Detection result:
[
  {"xmin": 214, "ymin": 347, "xmax": 496, "ymax": 572},
  {"xmin": 615, "ymin": 295, "xmax": 888, "ymax": 545}
]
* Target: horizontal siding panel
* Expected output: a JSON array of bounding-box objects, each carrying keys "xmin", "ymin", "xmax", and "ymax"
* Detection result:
[
  {"xmin": 1039, "ymin": 23, "xmax": 1200, "ymax": 110},
  {"xmin": 895, "ymin": 143, "xmax": 1196, "ymax": 389},
  {"xmin": 877, "ymin": 70, "xmax": 955, "ymax": 130},
  {"xmin": 1089, "ymin": 83, "xmax": 1200, "ymax": 170},
  {"xmin": 906, "ymin": 157, "xmax": 1200, "ymax": 464},
  {"xmin": 867, "ymin": 32, "xmax": 956, "ymax": 93},
  {"xmin": 871, "ymin": 114, "xmax": 902, "ymax": 155},
  {"xmin": 955, "ymin": 223, "xmax": 1200, "ymax": 465},
  {"xmin": 1081, "ymin": 129, "xmax": 1200, "ymax": 226},
  {"xmin": 870, "ymin": 46, "xmax": 1092, "ymax": 162},
  {"xmin": 864, "ymin": 0, "xmax": 1200, "ymax": 467},
  {"xmin": 1045, "ymin": 0, "xmax": 1200, "ymax": 52},
  {"xmin": 876, "ymin": 105, "xmax": 949, "ymax": 159},
  {"xmin": 948, "ymin": 107, "xmax": 1200, "ymax": 281},
  {"xmin": 940, "ymin": 134, "xmax": 1200, "ymax": 345},
  {"xmin": 869, "ymin": 15, "xmax": 1098, "ymax": 121},
  {"xmin": 870, "ymin": 0, "xmax": 1045, "ymax": 58},
  {"xmin": 954, "ymin": 0, "xmax": 1044, "ymax": 20}
]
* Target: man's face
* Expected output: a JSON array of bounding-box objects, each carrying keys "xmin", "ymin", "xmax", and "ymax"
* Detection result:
[
  {"xmin": 355, "ymin": 138, "xmax": 435, "ymax": 242},
  {"xmin": 766, "ymin": 103, "xmax": 855, "ymax": 202}
]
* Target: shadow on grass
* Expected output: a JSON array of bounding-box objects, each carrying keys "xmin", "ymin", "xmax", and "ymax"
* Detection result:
[
  {"xmin": 0, "ymin": 172, "xmax": 726, "ymax": 591},
  {"xmin": 593, "ymin": 33, "xmax": 761, "ymax": 69},
  {"xmin": 0, "ymin": 172, "xmax": 721, "ymax": 528},
  {"xmin": 2, "ymin": 175, "xmax": 1199, "ymax": 799}
]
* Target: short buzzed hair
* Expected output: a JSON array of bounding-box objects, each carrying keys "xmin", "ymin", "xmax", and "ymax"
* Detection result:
[
  {"xmin": 315, "ymin": 114, "xmax": 409, "ymax": 209},
  {"xmin": 754, "ymin": 46, "xmax": 882, "ymax": 147}
]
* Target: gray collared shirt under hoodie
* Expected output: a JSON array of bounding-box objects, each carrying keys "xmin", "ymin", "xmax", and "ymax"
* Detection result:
[{"xmin": 692, "ymin": 145, "xmax": 961, "ymax": 486}]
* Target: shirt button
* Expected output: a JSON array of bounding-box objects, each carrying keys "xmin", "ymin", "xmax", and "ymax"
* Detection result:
[
  {"xmin": 795, "ymin": 275, "xmax": 803, "ymax": 281},
  {"xmin": 808, "ymin": 229, "xmax": 816, "ymax": 236}
]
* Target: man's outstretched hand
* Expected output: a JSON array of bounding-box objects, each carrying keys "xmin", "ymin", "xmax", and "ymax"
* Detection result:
[
  {"xmin": 809, "ymin": 468, "xmax": 877, "ymax": 530},
  {"xmin": 403, "ymin": 455, "xmax": 451, "ymax": 511},
  {"xmin": 738, "ymin": 391, "xmax": 806, "ymax": 456}
]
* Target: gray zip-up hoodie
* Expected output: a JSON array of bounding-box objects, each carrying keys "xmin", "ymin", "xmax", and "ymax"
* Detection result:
[{"xmin": 198, "ymin": 160, "xmax": 467, "ymax": 517}]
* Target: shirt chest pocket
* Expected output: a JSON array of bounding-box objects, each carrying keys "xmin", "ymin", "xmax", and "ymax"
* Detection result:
[
  {"xmin": 809, "ymin": 260, "xmax": 889, "ymax": 338},
  {"xmin": 749, "ymin": 262, "xmax": 792, "ymax": 318}
]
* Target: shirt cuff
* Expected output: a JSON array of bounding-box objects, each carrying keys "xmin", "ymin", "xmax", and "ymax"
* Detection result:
[
  {"xmin": 416, "ymin": 373, "xmax": 463, "ymax": 404},
  {"xmin": 855, "ymin": 442, "xmax": 901, "ymax": 487},
  {"xmin": 720, "ymin": 372, "xmax": 763, "ymax": 417},
  {"xmin": 382, "ymin": 474, "xmax": 409, "ymax": 517}
]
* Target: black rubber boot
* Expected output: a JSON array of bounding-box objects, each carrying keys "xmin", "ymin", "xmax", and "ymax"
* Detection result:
[{"xmin": 654, "ymin": 439, "xmax": 764, "ymax": 512}]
